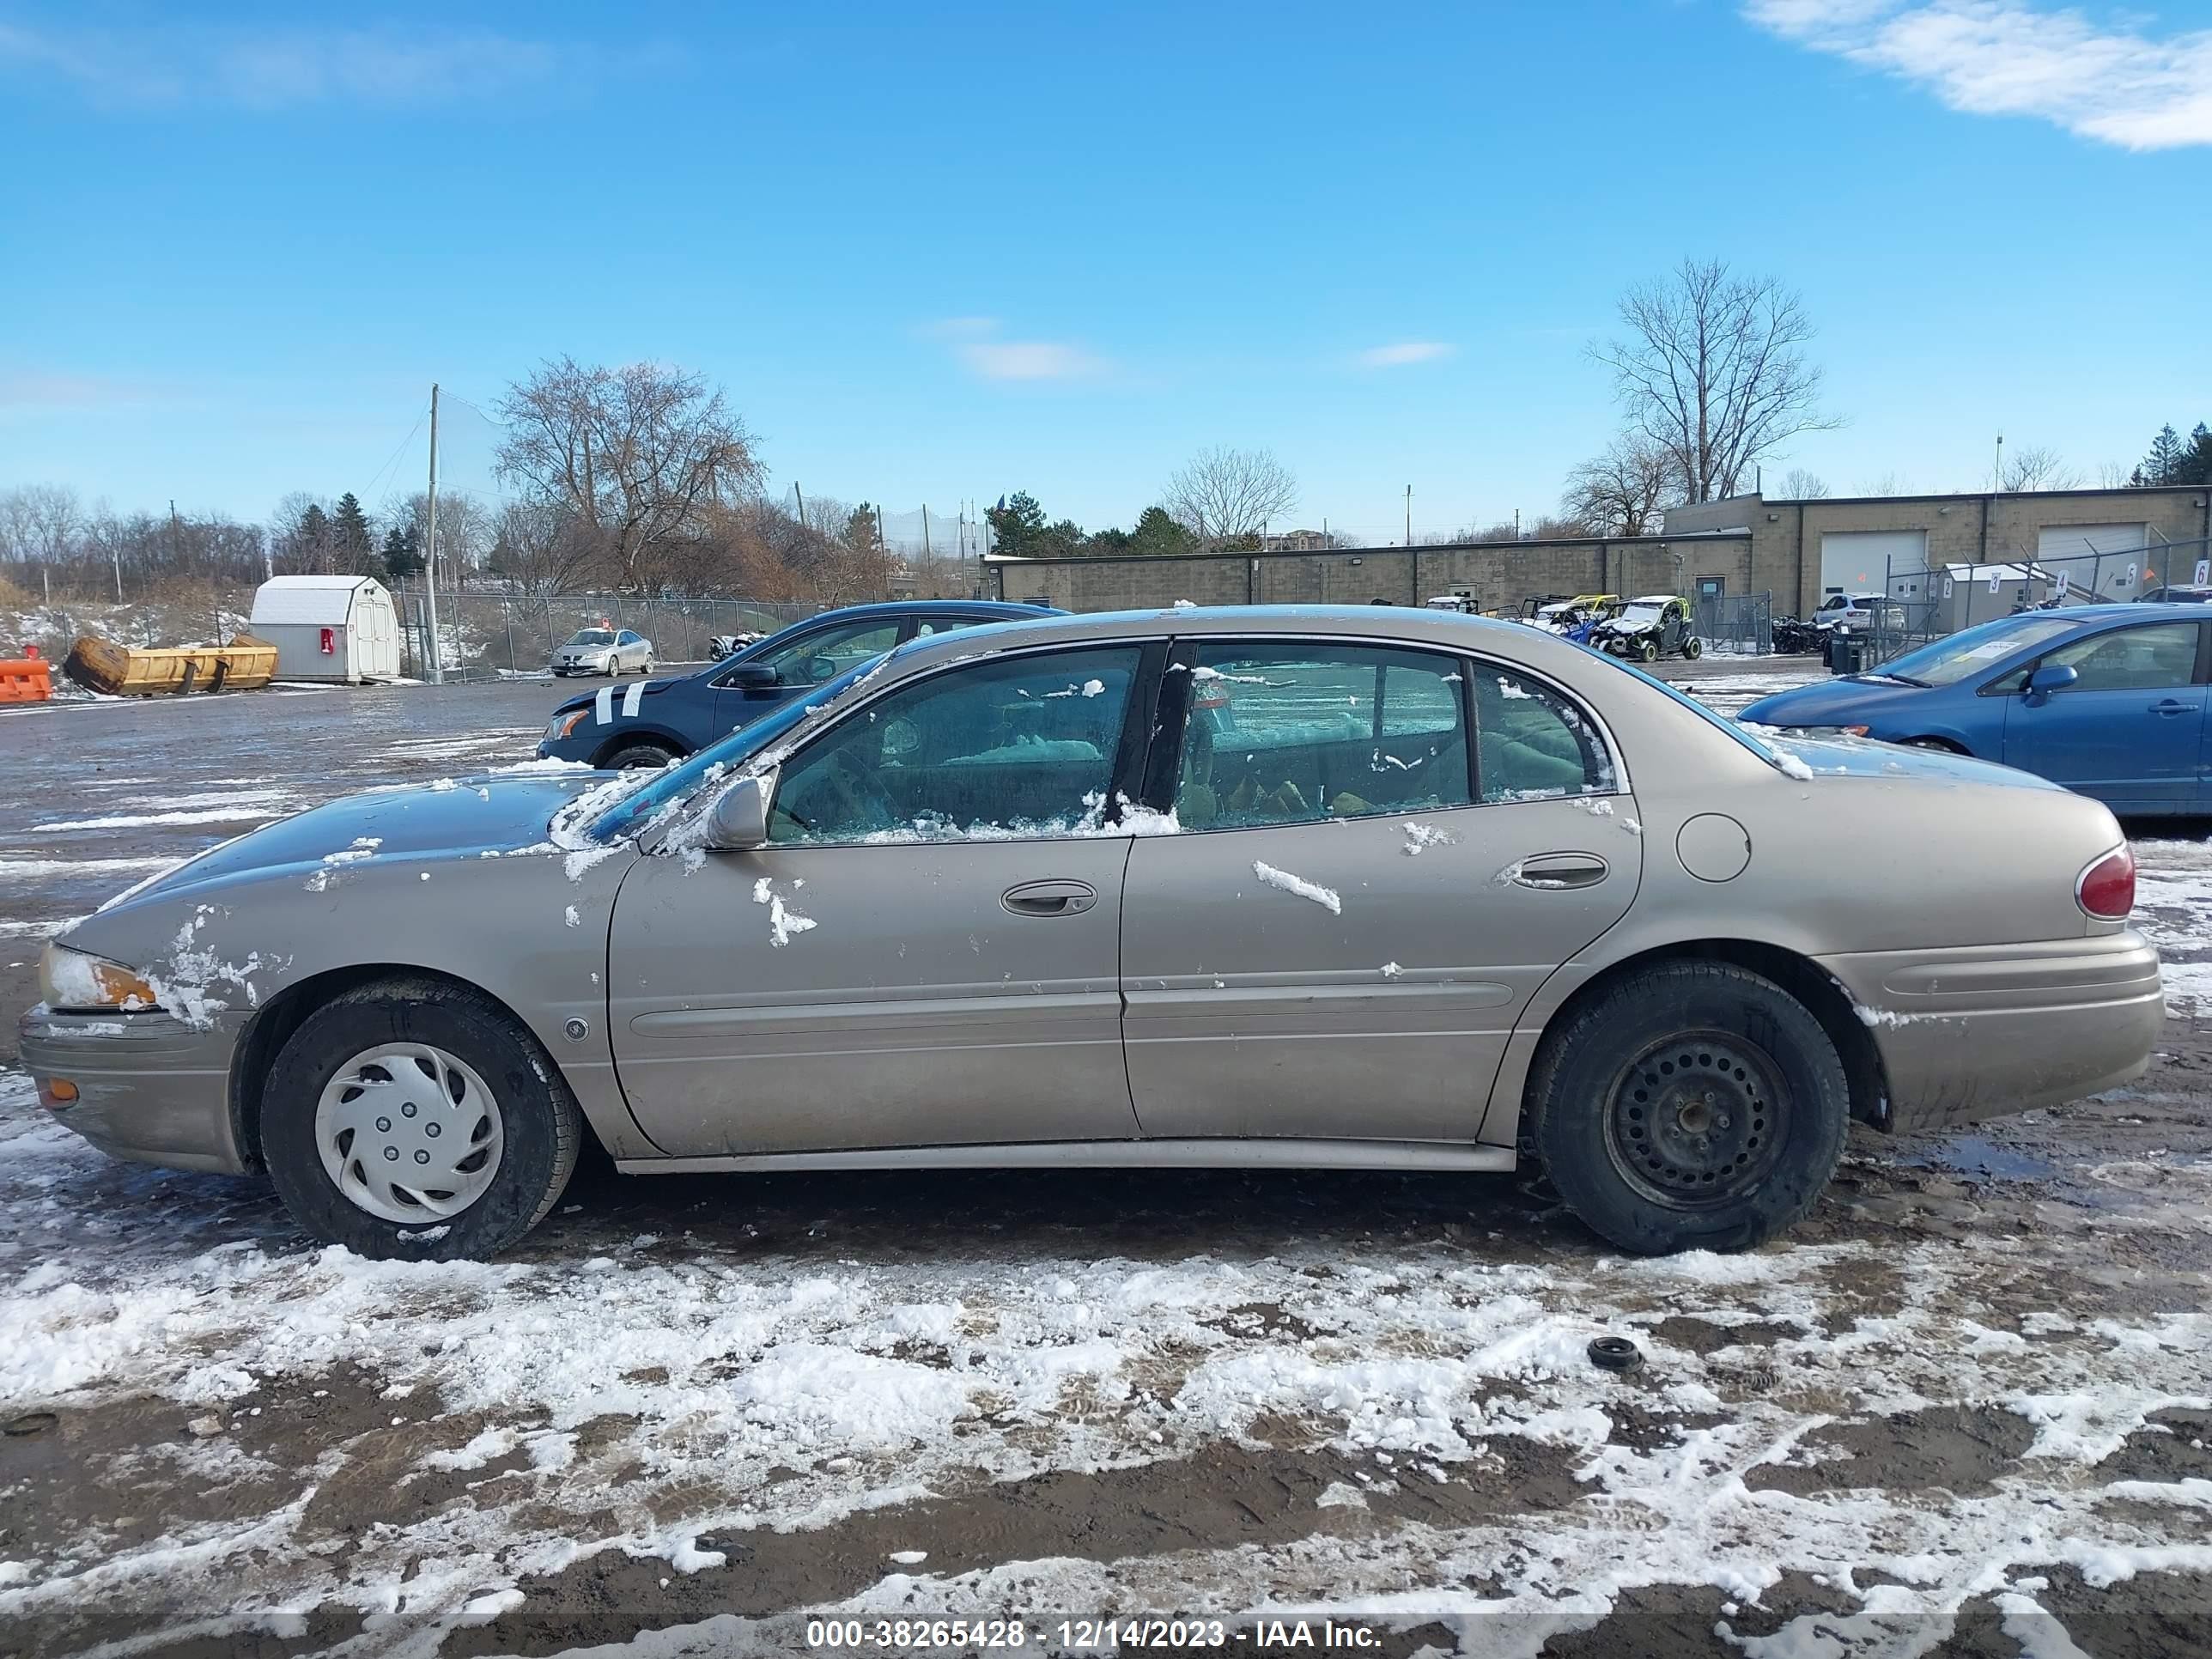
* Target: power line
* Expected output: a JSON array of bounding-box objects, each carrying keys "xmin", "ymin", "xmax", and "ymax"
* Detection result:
[{"xmin": 362, "ymin": 407, "xmax": 429, "ymax": 503}]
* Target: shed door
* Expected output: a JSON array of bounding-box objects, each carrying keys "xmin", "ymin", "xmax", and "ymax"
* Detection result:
[
  {"xmin": 2038, "ymin": 524, "xmax": 2148, "ymax": 599},
  {"xmin": 1820, "ymin": 530, "xmax": 1927, "ymax": 596}
]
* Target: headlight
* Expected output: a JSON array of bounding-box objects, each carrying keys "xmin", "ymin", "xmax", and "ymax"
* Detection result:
[
  {"xmin": 40, "ymin": 943, "xmax": 158, "ymax": 1012},
  {"xmin": 545, "ymin": 708, "xmax": 590, "ymax": 743}
]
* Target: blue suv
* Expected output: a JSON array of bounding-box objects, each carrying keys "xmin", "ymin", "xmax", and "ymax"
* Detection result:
[{"xmin": 537, "ymin": 599, "xmax": 1060, "ymax": 769}]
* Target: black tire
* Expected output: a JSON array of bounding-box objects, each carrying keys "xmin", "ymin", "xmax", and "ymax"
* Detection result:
[
  {"xmin": 1525, "ymin": 961, "xmax": 1849, "ymax": 1255},
  {"xmin": 260, "ymin": 979, "xmax": 582, "ymax": 1260},
  {"xmin": 599, "ymin": 739, "xmax": 678, "ymax": 769},
  {"xmin": 1638, "ymin": 639, "xmax": 1659, "ymax": 663},
  {"xmin": 1683, "ymin": 636, "xmax": 1703, "ymax": 659}
]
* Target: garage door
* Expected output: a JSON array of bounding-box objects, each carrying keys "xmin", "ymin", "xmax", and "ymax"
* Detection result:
[
  {"xmin": 1820, "ymin": 529, "xmax": 1928, "ymax": 596},
  {"xmin": 2038, "ymin": 523, "xmax": 2147, "ymax": 599}
]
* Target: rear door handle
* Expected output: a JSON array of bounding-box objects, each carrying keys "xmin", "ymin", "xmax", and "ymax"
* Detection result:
[
  {"xmin": 2150, "ymin": 699, "xmax": 2192, "ymax": 715},
  {"xmin": 1512, "ymin": 853, "xmax": 1610, "ymax": 890},
  {"xmin": 1002, "ymin": 879, "xmax": 1097, "ymax": 917}
]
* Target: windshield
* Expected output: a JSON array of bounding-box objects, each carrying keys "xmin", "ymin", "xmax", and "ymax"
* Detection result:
[
  {"xmin": 1578, "ymin": 645, "xmax": 1781, "ymax": 766},
  {"xmin": 588, "ymin": 654, "xmax": 887, "ymax": 841},
  {"xmin": 564, "ymin": 630, "xmax": 615, "ymax": 647},
  {"xmin": 1873, "ymin": 615, "xmax": 2079, "ymax": 687},
  {"xmin": 1616, "ymin": 602, "xmax": 1665, "ymax": 624}
]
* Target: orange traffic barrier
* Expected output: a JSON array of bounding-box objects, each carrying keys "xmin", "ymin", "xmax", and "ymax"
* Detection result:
[{"xmin": 0, "ymin": 659, "xmax": 53, "ymax": 702}]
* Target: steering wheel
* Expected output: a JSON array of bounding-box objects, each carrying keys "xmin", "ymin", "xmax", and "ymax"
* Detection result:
[{"xmin": 776, "ymin": 750, "xmax": 898, "ymax": 838}]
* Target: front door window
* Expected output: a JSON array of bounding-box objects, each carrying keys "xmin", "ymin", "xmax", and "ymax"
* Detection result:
[{"xmin": 769, "ymin": 647, "xmax": 1143, "ymax": 843}]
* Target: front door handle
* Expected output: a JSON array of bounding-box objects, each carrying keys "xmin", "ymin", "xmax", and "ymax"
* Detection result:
[
  {"xmin": 2150, "ymin": 699, "xmax": 2192, "ymax": 716},
  {"xmin": 1512, "ymin": 853, "xmax": 1610, "ymax": 890},
  {"xmin": 1002, "ymin": 879, "xmax": 1097, "ymax": 917}
]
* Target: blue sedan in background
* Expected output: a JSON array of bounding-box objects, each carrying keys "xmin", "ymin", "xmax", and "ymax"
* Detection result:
[
  {"xmin": 1741, "ymin": 603, "xmax": 2212, "ymax": 816},
  {"xmin": 538, "ymin": 599, "xmax": 1060, "ymax": 769}
]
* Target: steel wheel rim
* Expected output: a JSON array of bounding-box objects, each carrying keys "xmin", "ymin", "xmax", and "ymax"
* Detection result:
[
  {"xmin": 313, "ymin": 1042, "xmax": 504, "ymax": 1223},
  {"xmin": 1603, "ymin": 1030, "xmax": 1790, "ymax": 1210}
]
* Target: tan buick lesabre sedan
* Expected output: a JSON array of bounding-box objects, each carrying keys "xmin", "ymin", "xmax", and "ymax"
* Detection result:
[{"xmin": 21, "ymin": 607, "xmax": 2161, "ymax": 1260}]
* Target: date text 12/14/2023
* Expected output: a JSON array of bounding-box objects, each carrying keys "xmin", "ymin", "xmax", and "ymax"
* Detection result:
[{"xmin": 804, "ymin": 1616, "xmax": 1385, "ymax": 1650}]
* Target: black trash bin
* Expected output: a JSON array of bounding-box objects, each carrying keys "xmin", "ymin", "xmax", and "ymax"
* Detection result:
[{"xmin": 1826, "ymin": 631, "xmax": 1867, "ymax": 675}]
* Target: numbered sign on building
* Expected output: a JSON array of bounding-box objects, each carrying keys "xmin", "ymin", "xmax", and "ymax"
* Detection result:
[
  {"xmin": 2124, "ymin": 563, "xmax": 2138, "ymax": 588},
  {"xmin": 2196, "ymin": 557, "xmax": 2210, "ymax": 586},
  {"xmin": 2054, "ymin": 570, "xmax": 2069, "ymax": 599},
  {"xmin": 1988, "ymin": 570, "xmax": 2002, "ymax": 593},
  {"xmin": 1942, "ymin": 576, "xmax": 1954, "ymax": 599}
]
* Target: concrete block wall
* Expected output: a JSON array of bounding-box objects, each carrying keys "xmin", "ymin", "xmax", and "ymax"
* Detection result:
[{"xmin": 988, "ymin": 532, "xmax": 1764, "ymax": 617}]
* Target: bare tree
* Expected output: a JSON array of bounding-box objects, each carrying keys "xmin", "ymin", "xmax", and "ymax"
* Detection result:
[
  {"xmin": 384, "ymin": 490, "xmax": 495, "ymax": 586},
  {"xmin": 1778, "ymin": 468, "xmax": 1831, "ymax": 499},
  {"xmin": 1999, "ymin": 445, "xmax": 2081, "ymax": 493},
  {"xmin": 1162, "ymin": 447, "xmax": 1298, "ymax": 543},
  {"xmin": 495, "ymin": 357, "xmax": 763, "ymax": 592},
  {"xmin": 2095, "ymin": 459, "xmax": 2132, "ymax": 489},
  {"xmin": 1563, "ymin": 435, "xmax": 1679, "ymax": 537},
  {"xmin": 1857, "ymin": 472, "xmax": 1914, "ymax": 497},
  {"xmin": 0, "ymin": 483, "xmax": 82, "ymax": 605},
  {"xmin": 485, "ymin": 500, "xmax": 603, "ymax": 595},
  {"xmin": 1591, "ymin": 258, "xmax": 1842, "ymax": 503}
]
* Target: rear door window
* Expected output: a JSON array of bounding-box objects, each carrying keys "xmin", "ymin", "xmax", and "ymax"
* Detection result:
[
  {"xmin": 1472, "ymin": 665, "xmax": 1616, "ymax": 802},
  {"xmin": 1172, "ymin": 641, "xmax": 1470, "ymax": 829}
]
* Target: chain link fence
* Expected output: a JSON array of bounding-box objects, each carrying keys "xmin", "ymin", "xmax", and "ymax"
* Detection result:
[
  {"xmin": 1857, "ymin": 533, "xmax": 2212, "ymax": 667},
  {"xmin": 386, "ymin": 586, "xmax": 824, "ymax": 680},
  {"xmin": 1691, "ymin": 592, "xmax": 1773, "ymax": 656}
]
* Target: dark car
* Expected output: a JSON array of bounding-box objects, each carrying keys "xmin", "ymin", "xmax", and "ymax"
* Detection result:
[
  {"xmin": 2141, "ymin": 584, "xmax": 2212, "ymax": 605},
  {"xmin": 1739, "ymin": 602, "xmax": 2212, "ymax": 816},
  {"xmin": 537, "ymin": 600, "xmax": 1060, "ymax": 769}
]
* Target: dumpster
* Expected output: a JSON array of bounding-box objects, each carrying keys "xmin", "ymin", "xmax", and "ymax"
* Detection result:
[{"xmin": 1825, "ymin": 632, "xmax": 1868, "ymax": 675}]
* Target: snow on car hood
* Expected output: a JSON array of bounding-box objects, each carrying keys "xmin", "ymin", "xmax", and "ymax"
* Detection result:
[{"xmin": 97, "ymin": 774, "xmax": 610, "ymax": 912}]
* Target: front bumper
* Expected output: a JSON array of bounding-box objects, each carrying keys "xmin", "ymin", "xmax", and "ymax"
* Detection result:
[
  {"xmin": 17, "ymin": 1004, "xmax": 248, "ymax": 1174},
  {"xmin": 1820, "ymin": 930, "xmax": 2164, "ymax": 1134}
]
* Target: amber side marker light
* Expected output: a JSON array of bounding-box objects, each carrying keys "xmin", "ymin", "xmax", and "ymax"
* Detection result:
[{"xmin": 38, "ymin": 1079, "xmax": 79, "ymax": 1109}]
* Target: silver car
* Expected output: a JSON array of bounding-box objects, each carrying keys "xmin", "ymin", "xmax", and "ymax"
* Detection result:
[
  {"xmin": 21, "ymin": 607, "xmax": 2160, "ymax": 1260},
  {"xmin": 552, "ymin": 627, "xmax": 654, "ymax": 676}
]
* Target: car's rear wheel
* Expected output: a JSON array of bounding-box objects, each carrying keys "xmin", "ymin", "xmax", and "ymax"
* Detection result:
[
  {"xmin": 1638, "ymin": 639, "xmax": 1659, "ymax": 662},
  {"xmin": 1526, "ymin": 961, "xmax": 1849, "ymax": 1254},
  {"xmin": 261, "ymin": 980, "xmax": 580, "ymax": 1260},
  {"xmin": 1683, "ymin": 636, "xmax": 1703, "ymax": 659}
]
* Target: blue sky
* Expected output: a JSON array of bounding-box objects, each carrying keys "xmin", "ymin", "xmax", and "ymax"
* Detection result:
[{"xmin": 3, "ymin": 1, "xmax": 2208, "ymax": 541}]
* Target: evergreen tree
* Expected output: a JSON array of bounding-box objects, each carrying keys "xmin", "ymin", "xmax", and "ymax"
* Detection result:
[
  {"xmin": 2184, "ymin": 423, "xmax": 2212, "ymax": 488},
  {"xmin": 1127, "ymin": 505, "xmax": 1198, "ymax": 557},
  {"xmin": 297, "ymin": 501, "xmax": 331, "ymax": 573},
  {"xmin": 2139, "ymin": 425, "xmax": 2186, "ymax": 485},
  {"xmin": 985, "ymin": 490, "xmax": 1048, "ymax": 556},
  {"xmin": 331, "ymin": 492, "xmax": 374, "ymax": 563},
  {"xmin": 381, "ymin": 524, "xmax": 424, "ymax": 580}
]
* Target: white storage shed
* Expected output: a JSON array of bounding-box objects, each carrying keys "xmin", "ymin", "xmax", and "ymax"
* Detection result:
[{"xmin": 247, "ymin": 576, "xmax": 402, "ymax": 684}]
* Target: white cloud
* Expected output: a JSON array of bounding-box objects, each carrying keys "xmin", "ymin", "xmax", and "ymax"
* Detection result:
[
  {"xmin": 1357, "ymin": 342, "xmax": 1456, "ymax": 368},
  {"xmin": 0, "ymin": 21, "xmax": 626, "ymax": 109},
  {"xmin": 1743, "ymin": 1, "xmax": 2212, "ymax": 149},
  {"xmin": 955, "ymin": 341, "xmax": 1105, "ymax": 382}
]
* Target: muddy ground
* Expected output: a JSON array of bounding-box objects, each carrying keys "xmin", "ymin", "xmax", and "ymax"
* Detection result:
[{"xmin": 3, "ymin": 658, "xmax": 2209, "ymax": 1658}]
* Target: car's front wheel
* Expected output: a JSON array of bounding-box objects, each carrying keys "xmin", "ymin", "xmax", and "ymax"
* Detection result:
[
  {"xmin": 1526, "ymin": 961, "xmax": 1849, "ymax": 1254},
  {"xmin": 260, "ymin": 979, "xmax": 581, "ymax": 1260},
  {"xmin": 600, "ymin": 739, "xmax": 678, "ymax": 769}
]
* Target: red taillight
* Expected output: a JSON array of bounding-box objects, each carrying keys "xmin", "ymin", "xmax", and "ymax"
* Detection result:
[{"xmin": 2076, "ymin": 846, "xmax": 2135, "ymax": 921}]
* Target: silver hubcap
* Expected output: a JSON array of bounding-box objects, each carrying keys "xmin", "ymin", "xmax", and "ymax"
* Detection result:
[{"xmin": 314, "ymin": 1042, "xmax": 504, "ymax": 1223}]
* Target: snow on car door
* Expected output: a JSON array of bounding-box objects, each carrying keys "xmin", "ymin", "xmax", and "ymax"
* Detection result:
[{"xmin": 1121, "ymin": 642, "xmax": 1638, "ymax": 1145}]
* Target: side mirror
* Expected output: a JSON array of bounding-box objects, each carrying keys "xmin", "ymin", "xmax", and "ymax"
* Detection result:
[
  {"xmin": 704, "ymin": 775, "xmax": 770, "ymax": 850},
  {"xmin": 723, "ymin": 661, "xmax": 777, "ymax": 689},
  {"xmin": 2026, "ymin": 663, "xmax": 2078, "ymax": 696}
]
